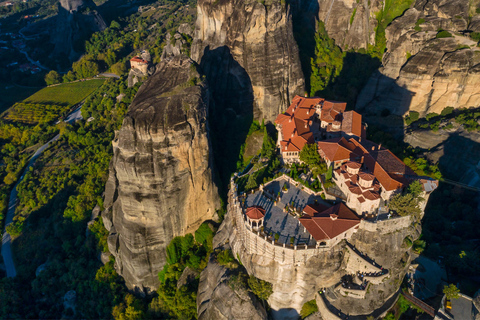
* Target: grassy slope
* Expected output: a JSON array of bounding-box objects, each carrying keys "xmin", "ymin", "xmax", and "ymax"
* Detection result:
[
  {"xmin": 0, "ymin": 84, "xmax": 40, "ymax": 115},
  {"xmin": 23, "ymin": 79, "xmax": 106, "ymax": 106}
]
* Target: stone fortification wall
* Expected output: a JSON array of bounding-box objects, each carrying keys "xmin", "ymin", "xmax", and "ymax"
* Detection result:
[
  {"xmin": 359, "ymin": 215, "xmax": 413, "ymax": 234},
  {"xmin": 229, "ymin": 179, "xmax": 330, "ymax": 266}
]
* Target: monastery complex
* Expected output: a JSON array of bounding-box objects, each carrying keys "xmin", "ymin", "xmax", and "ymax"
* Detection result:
[{"xmin": 232, "ymin": 95, "xmax": 438, "ymax": 253}]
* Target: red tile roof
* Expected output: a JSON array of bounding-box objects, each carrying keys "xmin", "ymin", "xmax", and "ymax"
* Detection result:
[
  {"xmin": 245, "ymin": 206, "xmax": 266, "ymax": 220},
  {"xmin": 342, "ymin": 110, "xmax": 364, "ymax": 138},
  {"xmin": 317, "ymin": 137, "xmax": 364, "ymax": 162},
  {"xmin": 318, "ymin": 137, "xmax": 416, "ymax": 192},
  {"xmin": 275, "ymin": 96, "xmax": 320, "ymax": 152},
  {"xmin": 130, "ymin": 56, "xmax": 148, "ymax": 64},
  {"xmin": 299, "ymin": 203, "xmax": 361, "ymax": 241},
  {"xmin": 303, "ymin": 202, "xmax": 331, "ymax": 216},
  {"xmin": 320, "ymin": 101, "xmax": 346, "ymax": 123}
]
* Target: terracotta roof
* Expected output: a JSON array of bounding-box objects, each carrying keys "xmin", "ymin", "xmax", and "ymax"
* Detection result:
[
  {"xmin": 275, "ymin": 96, "xmax": 320, "ymax": 153},
  {"xmin": 346, "ymin": 161, "xmax": 362, "ymax": 169},
  {"xmin": 130, "ymin": 56, "xmax": 148, "ymax": 64},
  {"xmin": 342, "ymin": 111, "xmax": 364, "ymax": 137},
  {"xmin": 359, "ymin": 172, "xmax": 375, "ymax": 181},
  {"xmin": 363, "ymin": 190, "xmax": 381, "ymax": 200},
  {"xmin": 245, "ymin": 206, "xmax": 265, "ymax": 220},
  {"xmin": 317, "ymin": 137, "xmax": 364, "ymax": 162},
  {"xmin": 299, "ymin": 203, "xmax": 361, "ymax": 241},
  {"xmin": 320, "ymin": 101, "xmax": 346, "ymax": 123},
  {"xmin": 303, "ymin": 202, "xmax": 330, "ymax": 216}
]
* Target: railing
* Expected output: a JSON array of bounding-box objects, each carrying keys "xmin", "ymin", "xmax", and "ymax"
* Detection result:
[{"xmin": 402, "ymin": 293, "xmax": 435, "ymax": 317}]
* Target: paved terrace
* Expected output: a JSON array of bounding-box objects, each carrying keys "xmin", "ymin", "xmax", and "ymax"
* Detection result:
[{"xmin": 245, "ymin": 179, "xmax": 328, "ymax": 246}]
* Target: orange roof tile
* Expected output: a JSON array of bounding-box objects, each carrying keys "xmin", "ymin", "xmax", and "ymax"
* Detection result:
[
  {"xmin": 299, "ymin": 203, "xmax": 361, "ymax": 241},
  {"xmin": 245, "ymin": 206, "xmax": 266, "ymax": 220},
  {"xmin": 342, "ymin": 111, "xmax": 364, "ymax": 137}
]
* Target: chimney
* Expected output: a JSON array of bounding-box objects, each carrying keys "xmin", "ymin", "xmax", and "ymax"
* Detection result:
[
  {"xmin": 372, "ymin": 146, "xmax": 375, "ymax": 151},
  {"xmin": 378, "ymin": 143, "xmax": 382, "ymax": 150},
  {"xmin": 304, "ymin": 92, "xmax": 308, "ymax": 97},
  {"xmin": 305, "ymin": 123, "xmax": 308, "ymax": 129}
]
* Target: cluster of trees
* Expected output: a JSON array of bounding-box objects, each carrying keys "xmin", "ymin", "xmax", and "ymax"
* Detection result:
[
  {"xmin": 405, "ymin": 106, "xmax": 480, "ymax": 132},
  {"xmin": 152, "ymin": 223, "xmax": 215, "ymax": 319},
  {"xmin": 0, "ymin": 78, "xmax": 145, "ymax": 319},
  {"xmin": 388, "ymin": 180, "xmax": 424, "ymax": 217},
  {"xmin": 8, "ymin": 79, "xmax": 138, "ymax": 237},
  {"xmin": 0, "ymin": 122, "xmax": 57, "ymax": 233},
  {"xmin": 5, "ymin": 102, "xmax": 69, "ymax": 124}
]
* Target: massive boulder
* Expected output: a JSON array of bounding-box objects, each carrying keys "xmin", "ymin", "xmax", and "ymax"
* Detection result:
[
  {"xmin": 356, "ymin": 0, "xmax": 480, "ymax": 116},
  {"xmin": 102, "ymin": 55, "xmax": 219, "ymax": 292},
  {"xmin": 192, "ymin": 0, "xmax": 305, "ymax": 121}
]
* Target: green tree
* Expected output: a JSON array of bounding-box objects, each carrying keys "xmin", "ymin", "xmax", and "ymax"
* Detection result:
[
  {"xmin": 247, "ymin": 275, "xmax": 273, "ymax": 301},
  {"xmin": 245, "ymin": 173, "xmax": 258, "ymax": 190},
  {"xmin": 310, "ymin": 22, "xmax": 343, "ymax": 96},
  {"xmin": 261, "ymin": 127, "xmax": 276, "ymax": 159},
  {"xmin": 389, "ymin": 193, "xmax": 421, "ymax": 217},
  {"xmin": 407, "ymin": 180, "xmax": 424, "ymax": 198},
  {"xmin": 44, "ymin": 70, "xmax": 61, "ymax": 85},
  {"xmin": 111, "ymin": 61, "xmax": 127, "ymax": 76},
  {"xmin": 299, "ymin": 143, "xmax": 321, "ymax": 167},
  {"xmin": 300, "ymin": 299, "xmax": 318, "ymax": 319},
  {"xmin": 443, "ymin": 284, "xmax": 460, "ymax": 300}
]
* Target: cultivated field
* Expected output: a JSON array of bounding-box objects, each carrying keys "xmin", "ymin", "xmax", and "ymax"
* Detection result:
[
  {"xmin": 3, "ymin": 79, "xmax": 106, "ymax": 124},
  {"xmin": 23, "ymin": 79, "xmax": 105, "ymax": 106}
]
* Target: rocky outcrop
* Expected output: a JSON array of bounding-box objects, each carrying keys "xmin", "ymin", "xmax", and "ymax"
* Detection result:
[
  {"xmin": 357, "ymin": 0, "xmax": 480, "ymax": 116},
  {"xmin": 102, "ymin": 55, "xmax": 219, "ymax": 292},
  {"xmin": 52, "ymin": 0, "xmax": 106, "ymax": 62},
  {"xmin": 227, "ymin": 187, "xmax": 419, "ymax": 319},
  {"xmin": 196, "ymin": 213, "xmax": 268, "ymax": 320},
  {"xmin": 192, "ymin": 0, "xmax": 305, "ymax": 121},
  {"xmin": 316, "ymin": 0, "xmax": 382, "ymax": 49}
]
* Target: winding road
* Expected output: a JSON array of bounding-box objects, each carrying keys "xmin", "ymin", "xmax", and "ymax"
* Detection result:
[{"xmin": 1, "ymin": 106, "xmax": 83, "ymax": 277}]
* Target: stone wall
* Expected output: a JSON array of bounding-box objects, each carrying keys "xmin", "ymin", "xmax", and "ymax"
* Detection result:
[{"xmin": 359, "ymin": 215, "xmax": 413, "ymax": 234}]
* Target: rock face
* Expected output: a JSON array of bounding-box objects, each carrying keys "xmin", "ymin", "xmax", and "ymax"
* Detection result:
[
  {"xmin": 52, "ymin": 0, "xmax": 106, "ymax": 62},
  {"xmin": 227, "ymin": 187, "xmax": 419, "ymax": 319},
  {"xmin": 315, "ymin": 0, "xmax": 382, "ymax": 49},
  {"xmin": 192, "ymin": 0, "xmax": 305, "ymax": 121},
  {"xmin": 196, "ymin": 213, "xmax": 268, "ymax": 320},
  {"xmin": 102, "ymin": 55, "xmax": 219, "ymax": 292},
  {"xmin": 357, "ymin": 0, "xmax": 480, "ymax": 116}
]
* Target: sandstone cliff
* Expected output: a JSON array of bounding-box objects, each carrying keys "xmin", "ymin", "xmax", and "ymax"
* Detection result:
[
  {"xmin": 316, "ymin": 0, "xmax": 382, "ymax": 49},
  {"xmin": 102, "ymin": 55, "xmax": 219, "ymax": 292},
  {"xmin": 357, "ymin": 0, "xmax": 480, "ymax": 116},
  {"xmin": 192, "ymin": 0, "xmax": 305, "ymax": 121}
]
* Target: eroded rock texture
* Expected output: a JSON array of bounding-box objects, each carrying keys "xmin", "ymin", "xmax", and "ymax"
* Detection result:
[
  {"xmin": 192, "ymin": 0, "xmax": 305, "ymax": 121},
  {"xmin": 102, "ymin": 56, "xmax": 219, "ymax": 292},
  {"xmin": 357, "ymin": 0, "xmax": 480, "ymax": 116},
  {"xmin": 197, "ymin": 214, "xmax": 268, "ymax": 320},
  {"xmin": 317, "ymin": 0, "xmax": 382, "ymax": 49},
  {"xmin": 53, "ymin": 0, "xmax": 106, "ymax": 61}
]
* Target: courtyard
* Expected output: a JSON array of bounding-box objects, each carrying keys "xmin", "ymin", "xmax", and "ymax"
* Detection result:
[{"xmin": 245, "ymin": 179, "xmax": 329, "ymax": 246}]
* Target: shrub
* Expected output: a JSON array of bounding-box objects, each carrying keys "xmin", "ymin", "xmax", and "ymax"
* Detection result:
[
  {"xmin": 217, "ymin": 249, "xmax": 235, "ymax": 266},
  {"xmin": 425, "ymin": 112, "xmax": 439, "ymax": 121},
  {"xmin": 247, "ymin": 275, "xmax": 273, "ymax": 301},
  {"xmin": 405, "ymin": 111, "xmax": 420, "ymax": 125},
  {"xmin": 436, "ymin": 30, "xmax": 453, "ymax": 38},
  {"xmin": 300, "ymin": 300, "xmax": 318, "ymax": 319},
  {"xmin": 441, "ymin": 106, "xmax": 455, "ymax": 116},
  {"xmin": 472, "ymin": 32, "xmax": 480, "ymax": 42}
]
